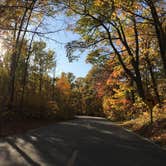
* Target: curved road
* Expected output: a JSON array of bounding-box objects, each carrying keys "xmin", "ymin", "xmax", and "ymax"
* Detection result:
[{"xmin": 0, "ymin": 116, "xmax": 166, "ymax": 166}]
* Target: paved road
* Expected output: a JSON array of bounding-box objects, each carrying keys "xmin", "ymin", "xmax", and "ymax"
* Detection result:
[{"xmin": 0, "ymin": 116, "xmax": 166, "ymax": 166}]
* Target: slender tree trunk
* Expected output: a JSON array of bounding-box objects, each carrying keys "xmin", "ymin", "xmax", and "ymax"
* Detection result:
[
  {"xmin": 150, "ymin": 107, "xmax": 153, "ymax": 124},
  {"xmin": 145, "ymin": 64, "xmax": 149, "ymax": 95},
  {"xmin": 145, "ymin": 55, "xmax": 161, "ymax": 104},
  {"xmin": 8, "ymin": 1, "xmax": 36, "ymax": 108},
  {"xmin": 52, "ymin": 80, "xmax": 55, "ymax": 100},
  {"xmin": 20, "ymin": 18, "xmax": 43, "ymax": 108},
  {"xmin": 147, "ymin": 0, "xmax": 166, "ymax": 76},
  {"xmin": 129, "ymin": 79, "xmax": 135, "ymax": 103},
  {"xmin": 9, "ymin": 53, "xmax": 17, "ymax": 108},
  {"xmin": 39, "ymin": 69, "xmax": 43, "ymax": 96},
  {"xmin": 52, "ymin": 72, "xmax": 56, "ymax": 100},
  {"xmin": 20, "ymin": 56, "xmax": 30, "ymax": 108},
  {"xmin": 9, "ymin": 8, "xmax": 28, "ymax": 108},
  {"xmin": 134, "ymin": 70, "xmax": 145, "ymax": 100},
  {"xmin": 8, "ymin": 21, "xmax": 17, "ymax": 108}
]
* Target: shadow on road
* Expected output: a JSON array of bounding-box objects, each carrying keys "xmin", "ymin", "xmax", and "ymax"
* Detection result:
[{"xmin": 0, "ymin": 117, "xmax": 166, "ymax": 166}]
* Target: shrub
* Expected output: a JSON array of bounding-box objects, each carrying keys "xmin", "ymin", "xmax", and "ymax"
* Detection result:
[{"xmin": 103, "ymin": 96, "xmax": 150, "ymax": 121}]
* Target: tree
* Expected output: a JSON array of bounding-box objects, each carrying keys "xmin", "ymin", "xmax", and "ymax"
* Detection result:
[
  {"xmin": 54, "ymin": 0, "xmax": 165, "ymax": 123},
  {"xmin": 142, "ymin": 0, "xmax": 166, "ymax": 75},
  {"xmin": 59, "ymin": 0, "xmax": 145, "ymax": 99},
  {"xmin": 32, "ymin": 41, "xmax": 55, "ymax": 95},
  {"xmin": 0, "ymin": 0, "xmax": 59, "ymax": 108}
]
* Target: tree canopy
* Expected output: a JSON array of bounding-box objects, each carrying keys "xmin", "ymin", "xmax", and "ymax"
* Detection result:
[{"xmin": 0, "ymin": 0, "xmax": 165, "ymax": 125}]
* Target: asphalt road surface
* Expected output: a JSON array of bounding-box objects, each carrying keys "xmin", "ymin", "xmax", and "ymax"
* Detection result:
[{"xmin": 0, "ymin": 116, "xmax": 166, "ymax": 166}]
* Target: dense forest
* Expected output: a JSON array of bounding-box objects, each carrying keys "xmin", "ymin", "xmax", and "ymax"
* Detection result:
[{"xmin": 0, "ymin": 0, "xmax": 165, "ymax": 141}]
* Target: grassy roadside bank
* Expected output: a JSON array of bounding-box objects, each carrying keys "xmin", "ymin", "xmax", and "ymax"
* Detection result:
[{"xmin": 117, "ymin": 112, "xmax": 166, "ymax": 149}]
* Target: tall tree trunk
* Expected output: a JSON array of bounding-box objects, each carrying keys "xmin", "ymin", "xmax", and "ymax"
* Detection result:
[
  {"xmin": 20, "ymin": 46, "xmax": 32, "ymax": 109},
  {"xmin": 8, "ymin": 1, "xmax": 35, "ymax": 108},
  {"xmin": 145, "ymin": 55, "xmax": 161, "ymax": 104},
  {"xmin": 20, "ymin": 19, "xmax": 43, "ymax": 108},
  {"xmin": 8, "ymin": 7, "xmax": 28, "ymax": 108},
  {"xmin": 9, "ymin": 52, "xmax": 17, "ymax": 108},
  {"xmin": 39, "ymin": 70, "xmax": 43, "ymax": 96},
  {"xmin": 52, "ymin": 68, "xmax": 56, "ymax": 100},
  {"xmin": 129, "ymin": 79, "xmax": 135, "ymax": 103},
  {"xmin": 134, "ymin": 68, "xmax": 145, "ymax": 100},
  {"xmin": 147, "ymin": 0, "xmax": 166, "ymax": 76}
]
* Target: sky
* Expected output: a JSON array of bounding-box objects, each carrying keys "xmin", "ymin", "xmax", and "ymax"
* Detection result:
[
  {"xmin": 39, "ymin": 15, "xmax": 92, "ymax": 78},
  {"xmin": 0, "ymin": 10, "xmax": 92, "ymax": 78}
]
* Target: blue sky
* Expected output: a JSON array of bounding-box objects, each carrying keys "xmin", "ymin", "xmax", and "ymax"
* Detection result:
[{"xmin": 40, "ymin": 16, "xmax": 92, "ymax": 78}]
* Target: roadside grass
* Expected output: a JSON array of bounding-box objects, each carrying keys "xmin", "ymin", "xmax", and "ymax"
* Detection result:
[{"xmin": 118, "ymin": 107, "xmax": 166, "ymax": 148}]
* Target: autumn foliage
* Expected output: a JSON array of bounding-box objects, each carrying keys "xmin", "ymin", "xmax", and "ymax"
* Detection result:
[{"xmin": 0, "ymin": 0, "xmax": 165, "ymax": 125}]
